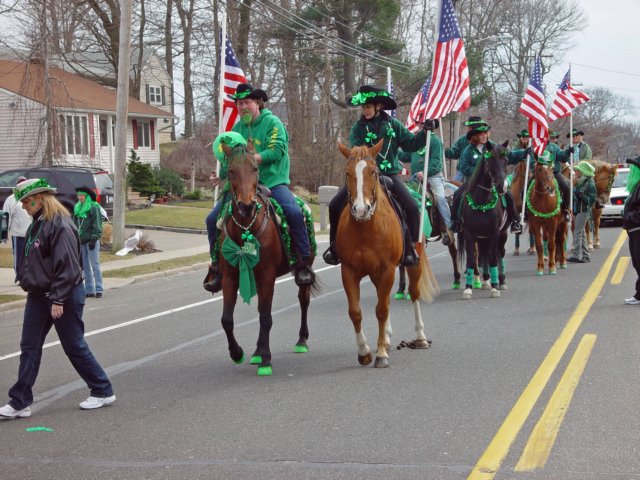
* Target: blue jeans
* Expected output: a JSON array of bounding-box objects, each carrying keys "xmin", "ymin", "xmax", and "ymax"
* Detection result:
[
  {"xmin": 8, "ymin": 283, "xmax": 113, "ymax": 410},
  {"xmin": 427, "ymin": 173, "xmax": 452, "ymax": 228},
  {"xmin": 271, "ymin": 185, "xmax": 311, "ymax": 258},
  {"xmin": 81, "ymin": 241, "xmax": 103, "ymax": 295},
  {"xmin": 205, "ymin": 192, "xmax": 230, "ymax": 256},
  {"xmin": 453, "ymin": 170, "xmax": 464, "ymax": 182}
]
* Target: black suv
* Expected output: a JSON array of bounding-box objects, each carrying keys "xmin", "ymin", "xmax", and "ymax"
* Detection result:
[{"xmin": 0, "ymin": 166, "xmax": 114, "ymax": 217}]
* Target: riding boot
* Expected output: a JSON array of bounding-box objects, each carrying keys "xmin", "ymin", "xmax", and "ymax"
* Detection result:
[
  {"xmin": 402, "ymin": 242, "xmax": 419, "ymax": 266},
  {"xmin": 322, "ymin": 220, "xmax": 340, "ymax": 265},
  {"xmin": 203, "ymin": 263, "xmax": 222, "ymax": 293},
  {"xmin": 293, "ymin": 259, "xmax": 316, "ymax": 286}
]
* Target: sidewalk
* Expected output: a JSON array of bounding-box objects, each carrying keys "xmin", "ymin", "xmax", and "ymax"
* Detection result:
[{"xmin": 0, "ymin": 225, "xmax": 328, "ymax": 309}]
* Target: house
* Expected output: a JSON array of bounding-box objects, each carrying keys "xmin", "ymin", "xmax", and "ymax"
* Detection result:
[
  {"xmin": 0, "ymin": 59, "xmax": 171, "ymax": 173},
  {"xmin": 50, "ymin": 49, "xmax": 175, "ymax": 144}
]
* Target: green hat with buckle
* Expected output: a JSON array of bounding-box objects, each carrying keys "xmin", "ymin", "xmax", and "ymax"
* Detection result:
[
  {"xmin": 229, "ymin": 83, "xmax": 268, "ymax": 102},
  {"xmin": 13, "ymin": 178, "xmax": 57, "ymax": 201}
]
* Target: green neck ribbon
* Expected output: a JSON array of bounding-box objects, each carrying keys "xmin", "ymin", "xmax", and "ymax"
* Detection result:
[{"xmin": 221, "ymin": 235, "xmax": 260, "ymax": 304}]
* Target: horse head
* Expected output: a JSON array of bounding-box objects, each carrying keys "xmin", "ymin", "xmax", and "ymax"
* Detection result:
[
  {"xmin": 593, "ymin": 161, "xmax": 618, "ymax": 205},
  {"xmin": 479, "ymin": 141, "xmax": 508, "ymax": 194},
  {"xmin": 223, "ymin": 142, "xmax": 259, "ymax": 219},
  {"xmin": 533, "ymin": 155, "xmax": 556, "ymax": 195},
  {"xmin": 338, "ymin": 140, "xmax": 384, "ymax": 221}
]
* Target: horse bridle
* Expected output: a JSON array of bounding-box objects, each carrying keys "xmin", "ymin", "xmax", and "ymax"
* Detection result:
[
  {"xmin": 346, "ymin": 156, "xmax": 379, "ymax": 220},
  {"xmin": 224, "ymin": 187, "xmax": 271, "ymax": 241}
]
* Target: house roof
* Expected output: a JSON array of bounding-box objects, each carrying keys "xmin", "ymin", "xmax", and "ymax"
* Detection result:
[{"xmin": 0, "ymin": 59, "xmax": 169, "ymax": 118}]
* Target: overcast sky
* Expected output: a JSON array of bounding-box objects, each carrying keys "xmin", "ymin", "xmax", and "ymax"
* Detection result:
[{"xmin": 547, "ymin": 0, "xmax": 640, "ymax": 121}]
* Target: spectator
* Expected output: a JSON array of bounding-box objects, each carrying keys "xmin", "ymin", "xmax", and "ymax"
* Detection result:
[
  {"xmin": 2, "ymin": 176, "xmax": 30, "ymax": 281},
  {"xmin": 622, "ymin": 155, "xmax": 640, "ymax": 305},
  {"xmin": 73, "ymin": 187, "xmax": 104, "ymax": 298}
]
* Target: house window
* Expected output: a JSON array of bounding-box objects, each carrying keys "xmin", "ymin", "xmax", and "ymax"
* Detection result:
[
  {"xmin": 59, "ymin": 114, "xmax": 88, "ymax": 155},
  {"xmin": 137, "ymin": 121, "xmax": 151, "ymax": 147},
  {"xmin": 148, "ymin": 85, "xmax": 162, "ymax": 104},
  {"xmin": 99, "ymin": 118, "xmax": 116, "ymax": 147}
]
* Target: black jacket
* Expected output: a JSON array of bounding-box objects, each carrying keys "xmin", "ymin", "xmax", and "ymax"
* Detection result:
[
  {"xmin": 623, "ymin": 184, "xmax": 640, "ymax": 233},
  {"xmin": 18, "ymin": 213, "xmax": 84, "ymax": 304}
]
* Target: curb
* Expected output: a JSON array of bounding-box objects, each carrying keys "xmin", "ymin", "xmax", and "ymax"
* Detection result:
[{"xmin": 125, "ymin": 224, "xmax": 206, "ymax": 235}]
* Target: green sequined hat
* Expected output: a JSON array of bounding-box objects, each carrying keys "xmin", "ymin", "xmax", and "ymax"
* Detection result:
[
  {"xmin": 13, "ymin": 178, "xmax": 57, "ymax": 201},
  {"xmin": 463, "ymin": 116, "xmax": 487, "ymax": 127},
  {"xmin": 212, "ymin": 131, "xmax": 248, "ymax": 162},
  {"xmin": 536, "ymin": 153, "xmax": 553, "ymax": 165},
  {"xmin": 347, "ymin": 85, "xmax": 397, "ymax": 110},
  {"xmin": 229, "ymin": 83, "xmax": 268, "ymax": 102},
  {"xmin": 574, "ymin": 161, "xmax": 595, "ymax": 177}
]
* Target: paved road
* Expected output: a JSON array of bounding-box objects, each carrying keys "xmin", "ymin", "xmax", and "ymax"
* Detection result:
[{"xmin": 0, "ymin": 226, "xmax": 638, "ymax": 479}]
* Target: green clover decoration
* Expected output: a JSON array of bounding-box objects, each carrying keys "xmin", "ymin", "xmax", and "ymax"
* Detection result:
[
  {"xmin": 365, "ymin": 132, "xmax": 378, "ymax": 144},
  {"xmin": 379, "ymin": 160, "xmax": 392, "ymax": 171}
]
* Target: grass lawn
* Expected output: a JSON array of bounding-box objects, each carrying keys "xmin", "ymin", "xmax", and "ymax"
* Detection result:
[{"xmin": 126, "ymin": 205, "xmax": 208, "ymax": 229}]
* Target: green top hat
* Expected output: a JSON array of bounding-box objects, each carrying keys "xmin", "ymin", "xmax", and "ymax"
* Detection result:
[
  {"xmin": 466, "ymin": 124, "xmax": 491, "ymax": 140},
  {"xmin": 229, "ymin": 83, "xmax": 269, "ymax": 102},
  {"xmin": 566, "ymin": 128, "xmax": 585, "ymax": 138},
  {"xmin": 13, "ymin": 178, "xmax": 57, "ymax": 201},
  {"xmin": 347, "ymin": 85, "xmax": 397, "ymax": 110}
]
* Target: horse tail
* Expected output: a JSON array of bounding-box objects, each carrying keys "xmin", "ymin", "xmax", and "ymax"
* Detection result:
[
  {"xmin": 416, "ymin": 249, "xmax": 440, "ymax": 303},
  {"xmin": 457, "ymin": 227, "xmax": 466, "ymax": 266}
]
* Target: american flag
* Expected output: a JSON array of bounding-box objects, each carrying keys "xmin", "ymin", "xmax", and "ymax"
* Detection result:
[
  {"xmin": 221, "ymin": 35, "xmax": 247, "ymax": 132},
  {"xmin": 519, "ymin": 56, "xmax": 548, "ymax": 156},
  {"xmin": 406, "ymin": 78, "xmax": 432, "ymax": 133},
  {"xmin": 421, "ymin": 0, "xmax": 470, "ymax": 119},
  {"xmin": 548, "ymin": 69, "xmax": 590, "ymax": 122}
]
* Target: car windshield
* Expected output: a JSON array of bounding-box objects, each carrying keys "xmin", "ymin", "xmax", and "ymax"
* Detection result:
[{"xmin": 612, "ymin": 170, "xmax": 629, "ymax": 188}]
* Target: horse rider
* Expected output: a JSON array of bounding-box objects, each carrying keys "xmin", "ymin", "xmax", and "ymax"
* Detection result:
[
  {"xmin": 566, "ymin": 128, "xmax": 592, "ymax": 162},
  {"xmin": 398, "ymin": 132, "xmax": 455, "ymax": 246},
  {"xmin": 449, "ymin": 122, "xmax": 526, "ymax": 234},
  {"xmin": 568, "ymin": 161, "xmax": 597, "ymax": 263},
  {"xmin": 515, "ymin": 129, "xmax": 572, "ymax": 224},
  {"xmin": 548, "ymin": 130, "xmax": 561, "ymax": 146},
  {"xmin": 446, "ymin": 116, "xmax": 487, "ymax": 183},
  {"xmin": 204, "ymin": 83, "xmax": 315, "ymax": 292},
  {"xmin": 323, "ymin": 85, "xmax": 437, "ymax": 266}
]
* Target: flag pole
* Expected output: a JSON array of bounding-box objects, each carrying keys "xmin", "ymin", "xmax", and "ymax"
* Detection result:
[
  {"xmin": 521, "ymin": 137, "xmax": 532, "ymax": 221},
  {"xmin": 214, "ymin": 11, "xmax": 227, "ymax": 202},
  {"xmin": 568, "ymin": 64, "xmax": 574, "ymax": 225},
  {"xmin": 439, "ymin": 121, "xmax": 447, "ymax": 179}
]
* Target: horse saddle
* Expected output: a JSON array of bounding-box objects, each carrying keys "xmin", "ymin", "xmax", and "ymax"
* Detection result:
[{"xmin": 379, "ymin": 176, "xmax": 411, "ymax": 246}]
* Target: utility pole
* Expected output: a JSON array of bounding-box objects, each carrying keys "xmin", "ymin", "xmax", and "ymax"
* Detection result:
[{"xmin": 112, "ymin": 0, "xmax": 132, "ymax": 251}]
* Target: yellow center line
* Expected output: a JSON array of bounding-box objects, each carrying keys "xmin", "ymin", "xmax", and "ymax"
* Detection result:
[
  {"xmin": 610, "ymin": 256, "xmax": 630, "ymax": 285},
  {"xmin": 515, "ymin": 334, "xmax": 597, "ymax": 471},
  {"xmin": 467, "ymin": 230, "xmax": 627, "ymax": 480}
]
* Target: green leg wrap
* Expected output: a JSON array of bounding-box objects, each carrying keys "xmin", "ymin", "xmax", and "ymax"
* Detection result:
[
  {"xmin": 499, "ymin": 258, "xmax": 505, "ymax": 276},
  {"xmin": 490, "ymin": 266, "xmax": 498, "ymax": 285},
  {"xmin": 543, "ymin": 240, "xmax": 548, "ymax": 256},
  {"xmin": 466, "ymin": 268, "xmax": 474, "ymax": 286}
]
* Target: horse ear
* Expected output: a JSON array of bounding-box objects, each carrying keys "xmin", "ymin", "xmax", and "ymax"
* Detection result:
[
  {"xmin": 246, "ymin": 141, "xmax": 255, "ymax": 153},
  {"xmin": 337, "ymin": 142, "xmax": 351, "ymax": 158},
  {"xmin": 221, "ymin": 143, "xmax": 232, "ymax": 156},
  {"xmin": 370, "ymin": 139, "xmax": 385, "ymax": 158},
  {"xmin": 502, "ymin": 140, "xmax": 509, "ymax": 148}
]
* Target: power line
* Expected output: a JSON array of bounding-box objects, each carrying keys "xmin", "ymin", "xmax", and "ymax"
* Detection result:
[
  {"xmin": 254, "ymin": 0, "xmax": 414, "ymax": 71},
  {"xmin": 571, "ymin": 62, "xmax": 640, "ymax": 78}
]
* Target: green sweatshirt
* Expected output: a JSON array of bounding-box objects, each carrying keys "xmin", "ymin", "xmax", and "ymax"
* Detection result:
[
  {"xmin": 232, "ymin": 108, "xmax": 290, "ymax": 188},
  {"xmin": 349, "ymin": 112, "xmax": 427, "ymax": 175},
  {"xmin": 398, "ymin": 134, "xmax": 444, "ymax": 177},
  {"xmin": 445, "ymin": 134, "xmax": 469, "ymax": 160},
  {"xmin": 573, "ymin": 177, "xmax": 597, "ymax": 213}
]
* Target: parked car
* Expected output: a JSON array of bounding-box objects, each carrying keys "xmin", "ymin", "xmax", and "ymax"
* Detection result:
[
  {"xmin": 601, "ymin": 167, "xmax": 629, "ymax": 223},
  {"xmin": 0, "ymin": 166, "xmax": 114, "ymax": 217}
]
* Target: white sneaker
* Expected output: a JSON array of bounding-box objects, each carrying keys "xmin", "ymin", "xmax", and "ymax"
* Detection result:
[
  {"xmin": 0, "ymin": 404, "xmax": 32, "ymax": 419},
  {"xmin": 624, "ymin": 297, "xmax": 640, "ymax": 305},
  {"xmin": 79, "ymin": 395, "xmax": 116, "ymax": 410}
]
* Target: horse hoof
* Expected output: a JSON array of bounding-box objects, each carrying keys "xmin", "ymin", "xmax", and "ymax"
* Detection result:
[
  {"xmin": 549, "ymin": 269, "xmax": 557, "ymax": 275},
  {"xmin": 491, "ymin": 288, "xmax": 500, "ymax": 298},
  {"xmin": 462, "ymin": 288, "xmax": 472, "ymax": 299},
  {"xmin": 374, "ymin": 356, "xmax": 389, "ymax": 368},
  {"xmin": 536, "ymin": 270, "xmax": 544, "ymax": 276},
  {"xmin": 594, "ymin": 243, "xmax": 600, "ymax": 249},
  {"xmin": 394, "ymin": 292, "xmax": 405, "ymax": 300},
  {"xmin": 452, "ymin": 281, "xmax": 461, "ymax": 290},
  {"xmin": 231, "ymin": 351, "xmax": 245, "ymax": 365},
  {"xmin": 405, "ymin": 293, "xmax": 412, "ymax": 300},
  {"xmin": 257, "ymin": 365, "xmax": 273, "ymax": 376},
  {"xmin": 499, "ymin": 284, "xmax": 508, "ymax": 290},
  {"xmin": 414, "ymin": 338, "xmax": 431, "ymax": 349},
  {"xmin": 473, "ymin": 279, "xmax": 482, "ymax": 289},
  {"xmin": 481, "ymin": 282, "xmax": 491, "ymax": 290},
  {"xmin": 359, "ymin": 352, "xmax": 373, "ymax": 366},
  {"xmin": 559, "ymin": 263, "xmax": 568, "ymax": 269},
  {"xmin": 513, "ymin": 250, "xmax": 519, "ymax": 256},
  {"xmin": 293, "ymin": 343, "xmax": 309, "ymax": 353},
  {"xmin": 250, "ymin": 355, "xmax": 262, "ymax": 365}
]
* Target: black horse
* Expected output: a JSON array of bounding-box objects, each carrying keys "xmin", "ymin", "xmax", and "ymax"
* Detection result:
[{"xmin": 457, "ymin": 142, "xmax": 510, "ymax": 299}]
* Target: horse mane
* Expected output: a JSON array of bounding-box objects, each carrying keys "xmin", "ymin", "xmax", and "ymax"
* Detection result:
[
  {"xmin": 227, "ymin": 144, "xmax": 256, "ymax": 168},
  {"xmin": 467, "ymin": 144, "xmax": 490, "ymax": 191},
  {"xmin": 591, "ymin": 159, "xmax": 616, "ymax": 172}
]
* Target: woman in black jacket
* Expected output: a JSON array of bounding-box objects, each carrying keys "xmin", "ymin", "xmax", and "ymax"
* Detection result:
[
  {"xmin": 623, "ymin": 156, "xmax": 640, "ymax": 305},
  {"xmin": 0, "ymin": 179, "xmax": 115, "ymax": 419}
]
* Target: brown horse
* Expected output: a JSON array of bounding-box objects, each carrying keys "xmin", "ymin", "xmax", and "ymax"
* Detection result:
[
  {"xmin": 217, "ymin": 143, "xmax": 316, "ymax": 376},
  {"xmin": 336, "ymin": 141, "xmax": 439, "ymax": 368},
  {"xmin": 562, "ymin": 160, "xmax": 618, "ymax": 249},
  {"xmin": 526, "ymin": 159, "xmax": 567, "ymax": 274}
]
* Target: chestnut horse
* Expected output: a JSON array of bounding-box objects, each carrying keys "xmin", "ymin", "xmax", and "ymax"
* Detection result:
[
  {"xmin": 526, "ymin": 158, "xmax": 567, "ymax": 275},
  {"xmin": 218, "ymin": 143, "xmax": 316, "ymax": 376},
  {"xmin": 336, "ymin": 141, "xmax": 439, "ymax": 368}
]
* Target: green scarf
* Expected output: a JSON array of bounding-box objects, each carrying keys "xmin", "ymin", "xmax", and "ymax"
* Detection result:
[
  {"xmin": 74, "ymin": 195, "xmax": 93, "ymax": 218},
  {"xmin": 221, "ymin": 235, "xmax": 260, "ymax": 304}
]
